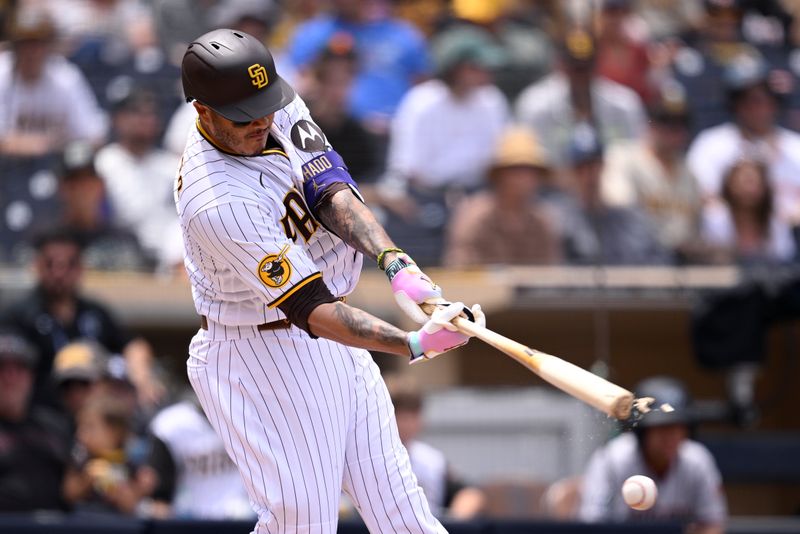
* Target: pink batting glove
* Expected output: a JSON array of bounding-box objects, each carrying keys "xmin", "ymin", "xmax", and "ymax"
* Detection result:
[
  {"xmin": 408, "ymin": 302, "xmax": 485, "ymax": 363},
  {"xmin": 386, "ymin": 254, "xmax": 444, "ymax": 324}
]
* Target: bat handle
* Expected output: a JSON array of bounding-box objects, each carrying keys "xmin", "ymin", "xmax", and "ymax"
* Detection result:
[
  {"xmin": 450, "ymin": 315, "xmax": 482, "ymax": 336},
  {"xmin": 421, "ymin": 301, "xmax": 486, "ymax": 338}
]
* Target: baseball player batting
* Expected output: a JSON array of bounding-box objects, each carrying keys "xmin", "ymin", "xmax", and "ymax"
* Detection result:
[{"xmin": 175, "ymin": 29, "xmax": 484, "ymax": 534}]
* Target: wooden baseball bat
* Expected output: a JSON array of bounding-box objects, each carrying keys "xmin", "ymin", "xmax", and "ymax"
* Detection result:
[{"xmin": 423, "ymin": 304, "xmax": 635, "ymax": 420}]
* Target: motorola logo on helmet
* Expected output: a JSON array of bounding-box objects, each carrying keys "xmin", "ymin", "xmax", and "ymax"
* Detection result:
[{"xmin": 181, "ymin": 29, "xmax": 296, "ymax": 123}]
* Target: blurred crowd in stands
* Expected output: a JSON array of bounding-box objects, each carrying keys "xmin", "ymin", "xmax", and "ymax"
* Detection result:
[
  {"xmin": 0, "ymin": 0, "xmax": 798, "ymax": 527},
  {"xmin": 1, "ymin": 0, "xmax": 800, "ymax": 270}
]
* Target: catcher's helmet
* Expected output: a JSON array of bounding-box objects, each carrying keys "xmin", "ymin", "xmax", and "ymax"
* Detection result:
[
  {"xmin": 181, "ymin": 29, "xmax": 295, "ymax": 122},
  {"xmin": 635, "ymin": 376, "xmax": 692, "ymax": 428}
]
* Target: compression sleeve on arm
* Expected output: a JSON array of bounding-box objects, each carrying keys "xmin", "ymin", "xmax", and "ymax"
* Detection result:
[{"xmin": 277, "ymin": 276, "xmax": 338, "ymax": 337}]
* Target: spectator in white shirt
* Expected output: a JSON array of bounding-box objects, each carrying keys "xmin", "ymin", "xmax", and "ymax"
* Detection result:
[
  {"xmin": 0, "ymin": 9, "xmax": 108, "ymax": 157},
  {"xmin": 687, "ymin": 55, "xmax": 800, "ymax": 228},
  {"xmin": 381, "ymin": 27, "xmax": 509, "ymax": 264},
  {"xmin": 28, "ymin": 0, "xmax": 145, "ymax": 50},
  {"xmin": 700, "ymin": 159, "xmax": 796, "ymax": 266},
  {"xmin": 601, "ymin": 91, "xmax": 703, "ymax": 260},
  {"xmin": 515, "ymin": 27, "xmax": 646, "ymax": 170},
  {"xmin": 94, "ymin": 87, "xmax": 182, "ymax": 272},
  {"xmin": 385, "ymin": 27, "xmax": 510, "ymax": 193}
]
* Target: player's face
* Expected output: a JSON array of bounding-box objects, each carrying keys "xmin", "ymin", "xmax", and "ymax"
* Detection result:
[
  {"xmin": 13, "ymin": 39, "xmax": 52, "ymax": 81},
  {"xmin": 734, "ymin": 85, "xmax": 777, "ymax": 134},
  {"xmin": 35, "ymin": 242, "xmax": 83, "ymax": 299},
  {"xmin": 493, "ymin": 166, "xmax": 540, "ymax": 202},
  {"xmin": 0, "ymin": 359, "xmax": 33, "ymax": 422},
  {"xmin": 727, "ymin": 162, "xmax": 767, "ymax": 209},
  {"xmin": 196, "ymin": 103, "xmax": 276, "ymax": 156},
  {"xmin": 77, "ymin": 409, "xmax": 122, "ymax": 455},
  {"xmin": 651, "ymin": 121, "xmax": 688, "ymax": 154},
  {"xmin": 643, "ymin": 423, "xmax": 688, "ymax": 470},
  {"xmin": 58, "ymin": 379, "xmax": 94, "ymax": 418}
]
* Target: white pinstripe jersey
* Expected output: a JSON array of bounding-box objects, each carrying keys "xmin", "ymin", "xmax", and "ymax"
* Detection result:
[{"xmin": 174, "ymin": 96, "xmax": 363, "ymax": 333}]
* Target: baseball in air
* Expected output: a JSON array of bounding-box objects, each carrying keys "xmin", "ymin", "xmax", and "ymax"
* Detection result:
[{"xmin": 622, "ymin": 475, "xmax": 657, "ymax": 511}]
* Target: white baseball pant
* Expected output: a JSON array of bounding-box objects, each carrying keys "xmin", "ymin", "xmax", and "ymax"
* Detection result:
[{"xmin": 187, "ymin": 323, "xmax": 447, "ymax": 534}]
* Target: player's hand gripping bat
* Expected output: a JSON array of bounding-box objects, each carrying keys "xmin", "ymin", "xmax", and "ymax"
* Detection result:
[{"xmin": 422, "ymin": 303, "xmax": 649, "ymax": 420}]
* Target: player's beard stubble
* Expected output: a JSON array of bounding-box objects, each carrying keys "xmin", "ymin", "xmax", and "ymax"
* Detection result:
[{"xmin": 203, "ymin": 110, "xmax": 275, "ymax": 156}]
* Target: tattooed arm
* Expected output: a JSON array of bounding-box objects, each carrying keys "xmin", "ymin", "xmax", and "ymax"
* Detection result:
[
  {"xmin": 316, "ymin": 187, "xmax": 445, "ymax": 325},
  {"xmin": 307, "ymin": 300, "xmax": 478, "ymax": 361},
  {"xmin": 315, "ymin": 188, "xmax": 404, "ymax": 266},
  {"xmin": 308, "ymin": 301, "xmax": 411, "ymax": 356}
]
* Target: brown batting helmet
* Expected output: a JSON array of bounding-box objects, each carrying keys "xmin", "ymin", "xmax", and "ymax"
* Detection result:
[{"xmin": 181, "ymin": 29, "xmax": 295, "ymax": 122}]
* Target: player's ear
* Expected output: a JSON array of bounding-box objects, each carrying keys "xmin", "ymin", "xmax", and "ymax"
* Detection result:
[{"xmin": 193, "ymin": 101, "xmax": 210, "ymax": 119}]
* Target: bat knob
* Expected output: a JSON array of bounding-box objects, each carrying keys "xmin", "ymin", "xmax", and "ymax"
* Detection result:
[{"xmin": 620, "ymin": 397, "xmax": 656, "ymax": 430}]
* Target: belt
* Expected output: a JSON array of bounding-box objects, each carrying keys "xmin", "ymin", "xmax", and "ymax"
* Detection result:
[
  {"xmin": 200, "ymin": 315, "xmax": 291, "ymax": 331},
  {"xmin": 199, "ymin": 297, "xmax": 345, "ymax": 332}
]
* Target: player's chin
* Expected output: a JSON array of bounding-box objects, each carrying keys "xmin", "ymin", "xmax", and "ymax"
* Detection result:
[
  {"xmin": 242, "ymin": 135, "xmax": 267, "ymax": 155},
  {"xmin": 239, "ymin": 140, "xmax": 264, "ymax": 156}
]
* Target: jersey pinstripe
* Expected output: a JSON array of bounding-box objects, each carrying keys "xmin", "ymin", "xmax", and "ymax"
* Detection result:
[
  {"xmin": 175, "ymin": 96, "xmax": 362, "ymax": 334},
  {"xmin": 175, "ymin": 94, "xmax": 445, "ymax": 534}
]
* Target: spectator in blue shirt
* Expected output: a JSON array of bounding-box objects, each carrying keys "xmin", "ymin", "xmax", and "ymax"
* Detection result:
[{"xmin": 287, "ymin": 0, "xmax": 431, "ymax": 132}]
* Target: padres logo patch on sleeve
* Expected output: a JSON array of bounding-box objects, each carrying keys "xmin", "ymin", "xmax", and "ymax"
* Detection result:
[{"xmin": 258, "ymin": 245, "xmax": 292, "ymax": 288}]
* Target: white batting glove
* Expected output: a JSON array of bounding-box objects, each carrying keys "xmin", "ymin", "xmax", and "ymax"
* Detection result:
[{"xmin": 407, "ymin": 303, "xmax": 485, "ymax": 364}]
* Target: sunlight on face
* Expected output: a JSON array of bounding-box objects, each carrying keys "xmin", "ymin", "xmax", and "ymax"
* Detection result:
[{"xmin": 194, "ymin": 103, "xmax": 275, "ymax": 156}]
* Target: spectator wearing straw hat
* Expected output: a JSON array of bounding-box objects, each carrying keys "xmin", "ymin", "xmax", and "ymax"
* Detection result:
[
  {"xmin": 52, "ymin": 340, "xmax": 108, "ymax": 425},
  {"xmin": 444, "ymin": 126, "xmax": 561, "ymax": 267}
]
